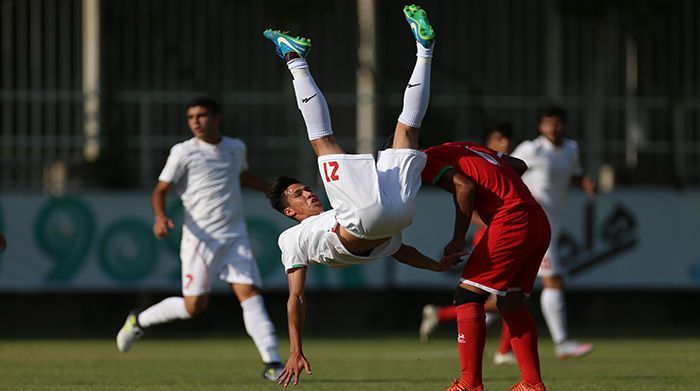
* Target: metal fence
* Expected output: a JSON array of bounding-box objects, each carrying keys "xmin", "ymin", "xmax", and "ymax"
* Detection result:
[{"xmin": 2, "ymin": 0, "xmax": 700, "ymax": 192}]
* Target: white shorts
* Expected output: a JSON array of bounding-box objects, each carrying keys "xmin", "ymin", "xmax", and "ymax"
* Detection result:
[
  {"xmin": 317, "ymin": 149, "xmax": 426, "ymax": 240},
  {"xmin": 538, "ymin": 220, "xmax": 562, "ymax": 278},
  {"xmin": 179, "ymin": 231, "xmax": 262, "ymax": 296}
]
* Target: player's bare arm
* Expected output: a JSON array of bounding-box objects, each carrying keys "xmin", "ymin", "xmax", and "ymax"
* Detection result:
[
  {"xmin": 470, "ymin": 211, "xmax": 486, "ymax": 228},
  {"xmin": 240, "ymin": 170, "xmax": 271, "ymax": 193},
  {"xmin": 151, "ymin": 181, "xmax": 175, "ymax": 238},
  {"xmin": 335, "ymin": 226, "xmax": 392, "ymax": 255},
  {"xmin": 572, "ymin": 174, "xmax": 597, "ymax": 197},
  {"xmin": 278, "ymin": 267, "xmax": 312, "ymax": 387},
  {"xmin": 436, "ymin": 170, "xmax": 476, "ymax": 256},
  {"xmin": 392, "ymin": 244, "xmax": 465, "ymax": 271},
  {"xmin": 502, "ymin": 155, "xmax": 528, "ymax": 176}
]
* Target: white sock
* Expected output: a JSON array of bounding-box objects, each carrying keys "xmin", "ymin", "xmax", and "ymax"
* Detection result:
[
  {"xmin": 137, "ymin": 297, "xmax": 191, "ymax": 328},
  {"xmin": 485, "ymin": 312, "xmax": 500, "ymax": 328},
  {"xmin": 287, "ymin": 58, "xmax": 333, "ymax": 141},
  {"xmin": 287, "ymin": 57, "xmax": 311, "ymax": 80},
  {"xmin": 416, "ymin": 41, "xmax": 434, "ymax": 59},
  {"xmin": 540, "ymin": 288, "xmax": 568, "ymax": 344},
  {"xmin": 241, "ymin": 295, "xmax": 282, "ymax": 364},
  {"xmin": 397, "ymin": 51, "xmax": 432, "ymax": 128}
]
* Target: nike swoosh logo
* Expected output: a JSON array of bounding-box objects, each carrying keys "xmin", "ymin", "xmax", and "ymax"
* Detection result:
[
  {"xmin": 301, "ymin": 93, "xmax": 317, "ymax": 103},
  {"xmin": 407, "ymin": 83, "xmax": 421, "ymax": 88},
  {"xmin": 277, "ymin": 36, "xmax": 296, "ymax": 51}
]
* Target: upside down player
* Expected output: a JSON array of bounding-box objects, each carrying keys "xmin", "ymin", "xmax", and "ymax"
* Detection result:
[
  {"xmin": 263, "ymin": 5, "xmax": 464, "ymax": 387},
  {"xmin": 422, "ymin": 142, "xmax": 550, "ymax": 391}
]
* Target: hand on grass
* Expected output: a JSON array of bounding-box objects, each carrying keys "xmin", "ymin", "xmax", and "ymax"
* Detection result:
[{"xmin": 277, "ymin": 351, "xmax": 312, "ymax": 387}]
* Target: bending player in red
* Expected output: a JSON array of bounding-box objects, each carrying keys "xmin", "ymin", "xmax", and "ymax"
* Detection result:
[
  {"xmin": 420, "ymin": 123, "xmax": 519, "ymax": 365},
  {"xmin": 422, "ymin": 142, "xmax": 550, "ymax": 391}
]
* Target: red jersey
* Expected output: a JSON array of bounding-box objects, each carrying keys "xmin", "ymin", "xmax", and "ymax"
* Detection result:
[{"xmin": 422, "ymin": 142, "xmax": 539, "ymax": 224}]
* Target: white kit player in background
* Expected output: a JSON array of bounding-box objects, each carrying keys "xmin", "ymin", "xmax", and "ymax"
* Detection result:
[
  {"xmin": 116, "ymin": 96, "xmax": 285, "ymax": 381},
  {"xmin": 511, "ymin": 106, "xmax": 597, "ymax": 360},
  {"xmin": 262, "ymin": 5, "xmax": 463, "ymax": 387}
]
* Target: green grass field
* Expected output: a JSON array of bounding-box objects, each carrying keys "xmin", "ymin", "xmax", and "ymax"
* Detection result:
[{"xmin": 1, "ymin": 336, "xmax": 699, "ymax": 390}]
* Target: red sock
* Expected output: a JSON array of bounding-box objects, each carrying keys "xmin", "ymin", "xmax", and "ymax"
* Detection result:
[
  {"xmin": 501, "ymin": 308, "xmax": 542, "ymax": 385},
  {"xmin": 438, "ymin": 306, "xmax": 457, "ymax": 322},
  {"xmin": 455, "ymin": 303, "xmax": 486, "ymax": 387},
  {"xmin": 498, "ymin": 318, "xmax": 512, "ymax": 354}
]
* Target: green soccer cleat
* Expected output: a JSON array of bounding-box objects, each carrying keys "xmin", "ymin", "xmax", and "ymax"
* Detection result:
[
  {"xmin": 263, "ymin": 29, "xmax": 312, "ymax": 59},
  {"xmin": 116, "ymin": 310, "xmax": 144, "ymax": 353},
  {"xmin": 403, "ymin": 4, "xmax": 435, "ymax": 48}
]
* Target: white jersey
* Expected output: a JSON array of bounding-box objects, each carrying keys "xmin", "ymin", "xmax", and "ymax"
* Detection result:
[
  {"xmin": 277, "ymin": 149, "xmax": 425, "ymax": 272},
  {"xmin": 278, "ymin": 211, "xmax": 402, "ymax": 271},
  {"xmin": 512, "ymin": 136, "xmax": 582, "ymax": 220},
  {"xmin": 159, "ymin": 136, "xmax": 249, "ymax": 240}
]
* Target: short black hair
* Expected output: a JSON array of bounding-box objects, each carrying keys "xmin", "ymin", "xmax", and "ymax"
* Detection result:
[
  {"xmin": 484, "ymin": 121, "xmax": 513, "ymax": 141},
  {"xmin": 540, "ymin": 105, "xmax": 567, "ymax": 122},
  {"xmin": 266, "ymin": 176, "xmax": 303, "ymax": 215},
  {"xmin": 186, "ymin": 96, "xmax": 222, "ymax": 116}
]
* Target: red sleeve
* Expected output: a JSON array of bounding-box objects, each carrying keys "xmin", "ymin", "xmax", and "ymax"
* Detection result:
[{"xmin": 422, "ymin": 148, "xmax": 455, "ymax": 185}]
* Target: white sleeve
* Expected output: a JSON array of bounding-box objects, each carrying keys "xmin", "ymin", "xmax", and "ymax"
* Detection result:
[
  {"xmin": 158, "ymin": 144, "xmax": 186, "ymax": 184},
  {"xmin": 278, "ymin": 230, "xmax": 309, "ymax": 272},
  {"xmin": 238, "ymin": 141, "xmax": 249, "ymax": 173},
  {"xmin": 570, "ymin": 140, "xmax": 584, "ymax": 177},
  {"xmin": 511, "ymin": 140, "xmax": 534, "ymax": 163}
]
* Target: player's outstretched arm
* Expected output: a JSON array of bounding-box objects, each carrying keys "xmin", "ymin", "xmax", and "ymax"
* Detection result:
[
  {"xmin": 151, "ymin": 181, "xmax": 175, "ymax": 238},
  {"xmin": 278, "ymin": 267, "xmax": 312, "ymax": 387},
  {"xmin": 240, "ymin": 170, "xmax": 271, "ymax": 193},
  {"xmin": 435, "ymin": 171, "xmax": 476, "ymax": 256},
  {"xmin": 392, "ymin": 244, "xmax": 465, "ymax": 271}
]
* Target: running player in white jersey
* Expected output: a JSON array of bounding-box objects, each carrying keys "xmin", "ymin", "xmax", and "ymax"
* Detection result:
[
  {"xmin": 511, "ymin": 106, "xmax": 597, "ymax": 359},
  {"xmin": 262, "ymin": 5, "xmax": 463, "ymax": 386},
  {"xmin": 116, "ymin": 96, "xmax": 285, "ymax": 381}
]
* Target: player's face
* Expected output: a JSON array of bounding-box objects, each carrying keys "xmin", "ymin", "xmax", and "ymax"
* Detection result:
[
  {"xmin": 283, "ymin": 183, "xmax": 324, "ymax": 222},
  {"xmin": 187, "ymin": 106, "xmax": 221, "ymax": 141},
  {"xmin": 486, "ymin": 132, "xmax": 512, "ymax": 154},
  {"xmin": 539, "ymin": 115, "xmax": 565, "ymax": 145}
]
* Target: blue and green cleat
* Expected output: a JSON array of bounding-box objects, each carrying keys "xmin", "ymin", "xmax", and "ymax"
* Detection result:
[
  {"xmin": 403, "ymin": 4, "xmax": 434, "ymax": 48},
  {"xmin": 263, "ymin": 29, "xmax": 311, "ymax": 59}
]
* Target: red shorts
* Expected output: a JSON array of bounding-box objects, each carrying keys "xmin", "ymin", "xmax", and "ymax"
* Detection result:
[{"xmin": 461, "ymin": 206, "xmax": 551, "ymax": 296}]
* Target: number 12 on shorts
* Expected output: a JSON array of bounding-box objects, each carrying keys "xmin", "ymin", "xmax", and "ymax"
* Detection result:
[{"xmin": 323, "ymin": 161, "xmax": 340, "ymax": 182}]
